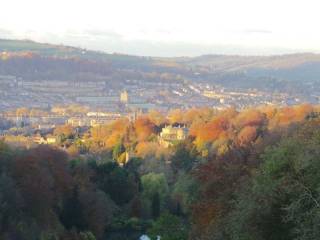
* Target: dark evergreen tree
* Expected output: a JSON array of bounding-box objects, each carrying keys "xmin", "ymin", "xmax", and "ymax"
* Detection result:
[
  {"xmin": 60, "ymin": 186, "xmax": 87, "ymax": 231},
  {"xmin": 152, "ymin": 192, "xmax": 160, "ymax": 219}
]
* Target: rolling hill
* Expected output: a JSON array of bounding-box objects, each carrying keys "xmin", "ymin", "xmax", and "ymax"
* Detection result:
[{"xmin": 1, "ymin": 38, "xmax": 320, "ymax": 87}]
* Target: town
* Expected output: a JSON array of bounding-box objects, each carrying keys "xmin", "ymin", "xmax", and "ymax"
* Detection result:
[
  {"xmin": 0, "ymin": 91, "xmax": 191, "ymax": 158},
  {"xmin": 0, "ymin": 73, "xmax": 309, "ymax": 113},
  {"xmin": 0, "ymin": 72, "xmax": 315, "ymax": 153}
]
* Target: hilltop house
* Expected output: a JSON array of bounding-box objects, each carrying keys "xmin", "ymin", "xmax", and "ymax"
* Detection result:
[
  {"xmin": 33, "ymin": 134, "xmax": 47, "ymax": 145},
  {"xmin": 33, "ymin": 134, "xmax": 57, "ymax": 145},
  {"xmin": 46, "ymin": 135, "xmax": 57, "ymax": 144},
  {"xmin": 159, "ymin": 125, "xmax": 188, "ymax": 148}
]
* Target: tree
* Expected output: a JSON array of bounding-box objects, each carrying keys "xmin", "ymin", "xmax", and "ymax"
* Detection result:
[
  {"xmin": 148, "ymin": 110, "xmax": 167, "ymax": 126},
  {"xmin": 91, "ymin": 162, "xmax": 139, "ymax": 205},
  {"xmin": 136, "ymin": 142, "xmax": 158, "ymax": 159},
  {"xmin": 60, "ymin": 186, "xmax": 87, "ymax": 231},
  {"xmin": 54, "ymin": 124, "xmax": 74, "ymax": 139},
  {"xmin": 151, "ymin": 192, "xmax": 160, "ymax": 219},
  {"xmin": 141, "ymin": 173, "xmax": 169, "ymax": 219},
  {"xmin": 148, "ymin": 213, "xmax": 188, "ymax": 240},
  {"xmin": 232, "ymin": 108, "xmax": 265, "ymax": 129},
  {"xmin": 237, "ymin": 126, "xmax": 258, "ymax": 146},
  {"xmin": 172, "ymin": 173, "xmax": 199, "ymax": 215},
  {"xmin": 13, "ymin": 146, "xmax": 72, "ymax": 227},
  {"xmin": 112, "ymin": 141, "xmax": 124, "ymax": 161},
  {"xmin": 227, "ymin": 125, "xmax": 320, "ymax": 240},
  {"xmin": 168, "ymin": 109, "xmax": 184, "ymax": 124},
  {"xmin": 79, "ymin": 190, "xmax": 116, "ymax": 238},
  {"xmin": 61, "ymin": 230, "xmax": 96, "ymax": 240},
  {"xmin": 0, "ymin": 173, "xmax": 24, "ymax": 237},
  {"xmin": 134, "ymin": 116, "xmax": 156, "ymax": 141},
  {"xmin": 171, "ymin": 142, "xmax": 196, "ymax": 173},
  {"xmin": 194, "ymin": 116, "xmax": 230, "ymax": 145}
]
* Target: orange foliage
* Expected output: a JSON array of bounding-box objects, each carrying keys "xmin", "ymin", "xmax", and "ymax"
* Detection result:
[
  {"xmin": 196, "ymin": 116, "xmax": 230, "ymax": 142},
  {"xmin": 135, "ymin": 141, "xmax": 158, "ymax": 158},
  {"xmin": 86, "ymin": 104, "xmax": 318, "ymax": 154},
  {"xmin": 105, "ymin": 132, "xmax": 122, "ymax": 149},
  {"xmin": 189, "ymin": 122, "xmax": 201, "ymax": 137},
  {"xmin": 54, "ymin": 124, "xmax": 74, "ymax": 137},
  {"xmin": 183, "ymin": 107, "xmax": 216, "ymax": 125},
  {"xmin": 259, "ymin": 105, "xmax": 277, "ymax": 120},
  {"xmin": 111, "ymin": 118, "xmax": 130, "ymax": 132},
  {"xmin": 134, "ymin": 116, "xmax": 156, "ymax": 141},
  {"xmin": 267, "ymin": 104, "xmax": 314, "ymax": 127},
  {"xmin": 278, "ymin": 107, "xmax": 297, "ymax": 125},
  {"xmin": 292, "ymin": 103, "xmax": 314, "ymax": 121},
  {"xmin": 237, "ymin": 126, "xmax": 258, "ymax": 146},
  {"xmin": 219, "ymin": 107, "xmax": 238, "ymax": 119},
  {"xmin": 91, "ymin": 118, "xmax": 130, "ymax": 149},
  {"xmin": 233, "ymin": 109, "xmax": 265, "ymax": 128}
]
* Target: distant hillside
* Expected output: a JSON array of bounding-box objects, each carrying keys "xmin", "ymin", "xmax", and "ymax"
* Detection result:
[
  {"xmin": 0, "ymin": 38, "xmax": 152, "ymax": 66},
  {"xmin": 0, "ymin": 39, "xmax": 87, "ymax": 58},
  {"xmin": 2, "ymin": 38, "xmax": 320, "ymax": 69},
  {"xmin": 175, "ymin": 53, "xmax": 320, "ymax": 71},
  {"xmin": 1, "ymin": 38, "xmax": 320, "ymax": 87}
]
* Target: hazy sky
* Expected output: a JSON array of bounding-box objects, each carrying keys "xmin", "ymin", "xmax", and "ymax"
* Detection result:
[{"xmin": 1, "ymin": 0, "xmax": 320, "ymax": 56}]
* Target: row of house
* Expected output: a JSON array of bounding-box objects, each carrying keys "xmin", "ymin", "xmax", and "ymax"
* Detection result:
[{"xmin": 67, "ymin": 114, "xmax": 123, "ymax": 127}]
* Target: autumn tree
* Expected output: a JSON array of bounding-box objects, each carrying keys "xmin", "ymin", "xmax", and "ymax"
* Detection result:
[
  {"xmin": 134, "ymin": 116, "xmax": 157, "ymax": 142},
  {"xmin": 168, "ymin": 109, "xmax": 184, "ymax": 124},
  {"xmin": 54, "ymin": 124, "xmax": 75, "ymax": 141},
  {"xmin": 148, "ymin": 110, "xmax": 167, "ymax": 126}
]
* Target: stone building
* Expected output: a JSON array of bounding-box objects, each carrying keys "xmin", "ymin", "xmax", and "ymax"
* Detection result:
[{"xmin": 158, "ymin": 125, "xmax": 188, "ymax": 148}]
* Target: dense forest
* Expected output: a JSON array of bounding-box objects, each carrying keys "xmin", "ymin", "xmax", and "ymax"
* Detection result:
[{"xmin": 1, "ymin": 104, "xmax": 320, "ymax": 239}]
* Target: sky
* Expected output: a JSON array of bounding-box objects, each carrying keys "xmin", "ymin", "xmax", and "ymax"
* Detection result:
[{"xmin": 0, "ymin": 0, "xmax": 320, "ymax": 56}]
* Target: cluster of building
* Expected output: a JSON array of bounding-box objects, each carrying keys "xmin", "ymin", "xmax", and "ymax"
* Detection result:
[
  {"xmin": 67, "ymin": 112, "xmax": 123, "ymax": 127},
  {"xmin": 0, "ymin": 75, "xmax": 163, "ymax": 112},
  {"xmin": 201, "ymin": 88, "xmax": 290, "ymax": 109},
  {"xmin": 2, "ymin": 73, "xmax": 316, "ymax": 114}
]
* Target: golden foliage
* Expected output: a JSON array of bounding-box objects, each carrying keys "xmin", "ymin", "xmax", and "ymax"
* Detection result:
[
  {"xmin": 54, "ymin": 124, "xmax": 74, "ymax": 137},
  {"xmin": 91, "ymin": 118, "xmax": 130, "ymax": 149},
  {"xmin": 168, "ymin": 109, "xmax": 184, "ymax": 124},
  {"xmin": 148, "ymin": 110, "xmax": 167, "ymax": 126}
]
